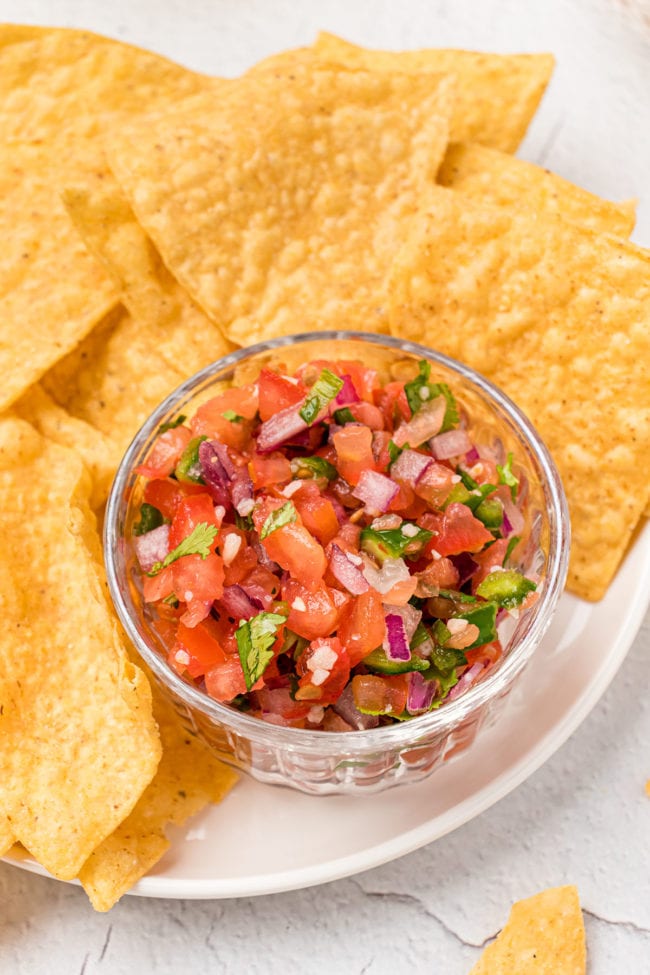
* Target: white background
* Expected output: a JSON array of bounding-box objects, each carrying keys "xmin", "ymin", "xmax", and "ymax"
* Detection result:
[{"xmin": 1, "ymin": 1, "xmax": 649, "ymax": 971}]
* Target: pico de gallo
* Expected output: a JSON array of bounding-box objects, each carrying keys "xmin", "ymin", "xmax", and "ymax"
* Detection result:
[{"xmin": 131, "ymin": 357, "xmax": 539, "ymax": 731}]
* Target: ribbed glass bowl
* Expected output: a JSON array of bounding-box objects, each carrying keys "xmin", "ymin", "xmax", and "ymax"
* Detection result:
[{"xmin": 104, "ymin": 332, "xmax": 570, "ymax": 796}]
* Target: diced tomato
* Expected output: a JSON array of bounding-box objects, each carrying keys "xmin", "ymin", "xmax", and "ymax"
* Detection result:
[
  {"xmin": 170, "ymin": 493, "xmax": 221, "ymax": 548},
  {"xmin": 257, "ymin": 369, "xmax": 306, "ymax": 421},
  {"xmin": 375, "ymin": 381, "xmax": 410, "ymax": 430},
  {"xmin": 250, "ymin": 451, "xmax": 292, "ymax": 488},
  {"xmin": 430, "ymin": 503, "xmax": 494, "ymax": 557},
  {"xmin": 136, "ymin": 426, "xmax": 192, "ymax": 479},
  {"xmin": 221, "ymin": 533, "xmax": 258, "ymax": 586},
  {"xmin": 254, "ymin": 686, "xmax": 312, "ymax": 721},
  {"xmin": 383, "ymin": 574, "xmax": 418, "ymax": 606},
  {"xmin": 172, "ymin": 552, "xmax": 224, "ymax": 604},
  {"xmin": 293, "ymin": 483, "xmax": 340, "ymax": 545},
  {"xmin": 471, "ymin": 538, "xmax": 509, "ymax": 590},
  {"xmin": 295, "ymin": 637, "xmax": 350, "ymax": 705},
  {"xmin": 335, "ymin": 361, "xmax": 380, "ymax": 402},
  {"xmin": 283, "ymin": 579, "xmax": 343, "ymax": 640},
  {"xmin": 143, "ymin": 564, "xmax": 174, "ymax": 603},
  {"xmin": 414, "ymin": 462, "xmax": 457, "ymax": 507},
  {"xmin": 416, "ymin": 557, "xmax": 461, "ymax": 593},
  {"xmin": 143, "ymin": 477, "xmax": 205, "ymax": 520},
  {"xmin": 180, "ymin": 599, "xmax": 212, "ymax": 627},
  {"xmin": 332, "ymin": 425, "xmax": 376, "ymax": 486},
  {"xmin": 465, "ymin": 639, "xmax": 503, "ymax": 669},
  {"xmin": 351, "ymin": 674, "xmax": 408, "ymax": 716},
  {"xmin": 204, "ymin": 656, "xmax": 248, "ymax": 701},
  {"xmin": 190, "ymin": 385, "xmax": 258, "ymax": 450},
  {"xmin": 344, "ymin": 402, "xmax": 385, "ymax": 430},
  {"xmin": 338, "ymin": 589, "xmax": 385, "ymax": 666},
  {"xmin": 330, "ymin": 521, "xmax": 362, "ymax": 552},
  {"xmin": 171, "ymin": 620, "xmax": 229, "ymax": 678},
  {"xmin": 262, "ymin": 522, "xmax": 327, "ymax": 589}
]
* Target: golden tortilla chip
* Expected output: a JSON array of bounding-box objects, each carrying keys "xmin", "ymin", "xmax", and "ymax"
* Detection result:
[
  {"xmin": 439, "ymin": 142, "xmax": 636, "ymax": 237},
  {"xmin": 0, "ymin": 28, "xmax": 215, "ymax": 411},
  {"xmin": 389, "ymin": 187, "xmax": 650, "ymax": 600},
  {"xmin": 0, "ymin": 417, "xmax": 161, "ymax": 880},
  {"xmin": 13, "ymin": 384, "xmax": 118, "ymax": 509},
  {"xmin": 62, "ymin": 173, "xmax": 233, "ymax": 378},
  {"xmin": 108, "ymin": 63, "xmax": 452, "ymax": 342},
  {"xmin": 469, "ymin": 885, "xmax": 586, "ymax": 974},
  {"xmin": 313, "ymin": 31, "xmax": 554, "ymax": 152},
  {"xmin": 79, "ymin": 688, "xmax": 238, "ymax": 911}
]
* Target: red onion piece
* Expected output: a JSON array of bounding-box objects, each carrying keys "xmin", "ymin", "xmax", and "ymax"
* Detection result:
[
  {"xmin": 240, "ymin": 582, "xmax": 274, "ymax": 610},
  {"xmin": 407, "ymin": 672, "xmax": 437, "ymax": 713},
  {"xmin": 231, "ymin": 466, "xmax": 254, "ymax": 515},
  {"xmin": 363, "ymin": 556, "xmax": 410, "ymax": 595},
  {"xmin": 385, "ymin": 603, "xmax": 422, "ymax": 641},
  {"xmin": 390, "ymin": 448, "xmax": 433, "ymax": 487},
  {"xmin": 449, "ymin": 551, "xmax": 478, "ymax": 586},
  {"xmin": 352, "ymin": 469, "xmax": 399, "ymax": 513},
  {"xmin": 332, "ymin": 375, "xmax": 360, "ymax": 408},
  {"xmin": 257, "ymin": 404, "xmax": 308, "ymax": 452},
  {"xmin": 392, "ymin": 396, "xmax": 446, "ymax": 448},
  {"xmin": 446, "ymin": 662, "xmax": 485, "ymax": 702},
  {"xmin": 134, "ymin": 524, "xmax": 169, "ymax": 572},
  {"xmin": 219, "ymin": 585, "xmax": 265, "ymax": 621},
  {"xmin": 384, "ymin": 613, "xmax": 411, "ymax": 661},
  {"xmin": 464, "ymin": 445, "xmax": 480, "ymax": 465},
  {"xmin": 430, "ymin": 428, "xmax": 472, "ymax": 460},
  {"xmin": 329, "ymin": 544, "xmax": 370, "ymax": 595},
  {"xmin": 332, "ymin": 684, "xmax": 379, "ymax": 730},
  {"xmin": 199, "ymin": 440, "xmax": 234, "ymax": 508}
]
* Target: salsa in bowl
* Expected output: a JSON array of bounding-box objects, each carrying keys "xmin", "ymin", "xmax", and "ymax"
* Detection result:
[{"xmin": 105, "ymin": 333, "xmax": 569, "ymax": 794}]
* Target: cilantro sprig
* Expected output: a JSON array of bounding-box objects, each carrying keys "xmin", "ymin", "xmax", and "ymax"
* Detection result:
[
  {"xmin": 260, "ymin": 501, "xmax": 298, "ymax": 540},
  {"xmin": 236, "ymin": 612, "xmax": 286, "ymax": 690},
  {"xmin": 497, "ymin": 452, "xmax": 519, "ymax": 501},
  {"xmin": 147, "ymin": 522, "xmax": 218, "ymax": 576},
  {"xmin": 299, "ymin": 368, "xmax": 343, "ymax": 425}
]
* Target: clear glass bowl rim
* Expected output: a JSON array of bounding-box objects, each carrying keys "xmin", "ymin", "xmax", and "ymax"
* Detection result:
[{"xmin": 104, "ymin": 330, "xmax": 570, "ymax": 756}]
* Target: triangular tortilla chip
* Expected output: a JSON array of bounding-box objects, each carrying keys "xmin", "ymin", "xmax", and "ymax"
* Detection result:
[
  {"xmin": 0, "ymin": 417, "xmax": 161, "ymax": 880},
  {"xmin": 438, "ymin": 142, "xmax": 636, "ymax": 237},
  {"xmin": 107, "ymin": 62, "xmax": 452, "ymax": 342},
  {"xmin": 389, "ymin": 186, "xmax": 650, "ymax": 600},
  {"xmin": 469, "ymin": 885, "xmax": 586, "ymax": 974},
  {"xmin": 313, "ymin": 31, "xmax": 554, "ymax": 152}
]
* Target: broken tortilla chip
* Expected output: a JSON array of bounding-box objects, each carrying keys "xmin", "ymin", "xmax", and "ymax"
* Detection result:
[
  {"xmin": 438, "ymin": 142, "xmax": 636, "ymax": 237},
  {"xmin": 313, "ymin": 31, "xmax": 554, "ymax": 152},
  {"xmin": 108, "ymin": 62, "xmax": 452, "ymax": 342},
  {"xmin": 469, "ymin": 885, "xmax": 586, "ymax": 974},
  {"xmin": 78, "ymin": 687, "xmax": 238, "ymax": 911},
  {"xmin": 0, "ymin": 417, "xmax": 161, "ymax": 880},
  {"xmin": 389, "ymin": 186, "xmax": 650, "ymax": 600}
]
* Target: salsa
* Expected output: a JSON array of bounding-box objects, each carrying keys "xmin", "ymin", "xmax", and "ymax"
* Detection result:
[{"xmin": 131, "ymin": 358, "xmax": 538, "ymax": 731}]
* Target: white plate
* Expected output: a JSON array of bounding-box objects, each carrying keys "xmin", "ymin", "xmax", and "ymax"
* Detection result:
[{"xmin": 7, "ymin": 521, "xmax": 650, "ymax": 899}]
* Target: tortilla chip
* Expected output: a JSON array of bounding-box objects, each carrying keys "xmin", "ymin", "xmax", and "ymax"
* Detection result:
[
  {"xmin": 0, "ymin": 417, "xmax": 161, "ymax": 880},
  {"xmin": 313, "ymin": 31, "xmax": 554, "ymax": 152},
  {"xmin": 79, "ymin": 688, "xmax": 238, "ymax": 911},
  {"xmin": 62, "ymin": 172, "xmax": 233, "ymax": 378},
  {"xmin": 12, "ymin": 384, "xmax": 118, "ymax": 509},
  {"xmin": 389, "ymin": 187, "xmax": 650, "ymax": 600},
  {"xmin": 439, "ymin": 142, "xmax": 636, "ymax": 237},
  {"xmin": 0, "ymin": 28, "xmax": 215, "ymax": 411},
  {"xmin": 469, "ymin": 885, "xmax": 586, "ymax": 974},
  {"xmin": 108, "ymin": 63, "xmax": 452, "ymax": 342}
]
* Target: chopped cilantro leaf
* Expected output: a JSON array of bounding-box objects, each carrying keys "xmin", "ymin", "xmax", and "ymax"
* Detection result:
[
  {"xmin": 133, "ymin": 502, "xmax": 164, "ymax": 536},
  {"xmin": 260, "ymin": 501, "xmax": 297, "ymax": 540},
  {"xmin": 497, "ymin": 452, "xmax": 519, "ymax": 501},
  {"xmin": 157, "ymin": 414, "xmax": 187, "ymax": 434},
  {"xmin": 147, "ymin": 522, "xmax": 218, "ymax": 576},
  {"xmin": 299, "ymin": 368, "xmax": 344, "ymax": 425},
  {"xmin": 222, "ymin": 409, "xmax": 244, "ymax": 423},
  {"xmin": 236, "ymin": 612, "xmax": 286, "ymax": 690}
]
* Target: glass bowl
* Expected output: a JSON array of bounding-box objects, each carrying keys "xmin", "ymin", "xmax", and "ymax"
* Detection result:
[{"xmin": 104, "ymin": 332, "xmax": 570, "ymax": 796}]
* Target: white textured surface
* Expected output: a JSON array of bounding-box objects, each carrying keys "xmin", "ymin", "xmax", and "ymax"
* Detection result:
[{"xmin": 1, "ymin": 0, "xmax": 650, "ymax": 971}]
